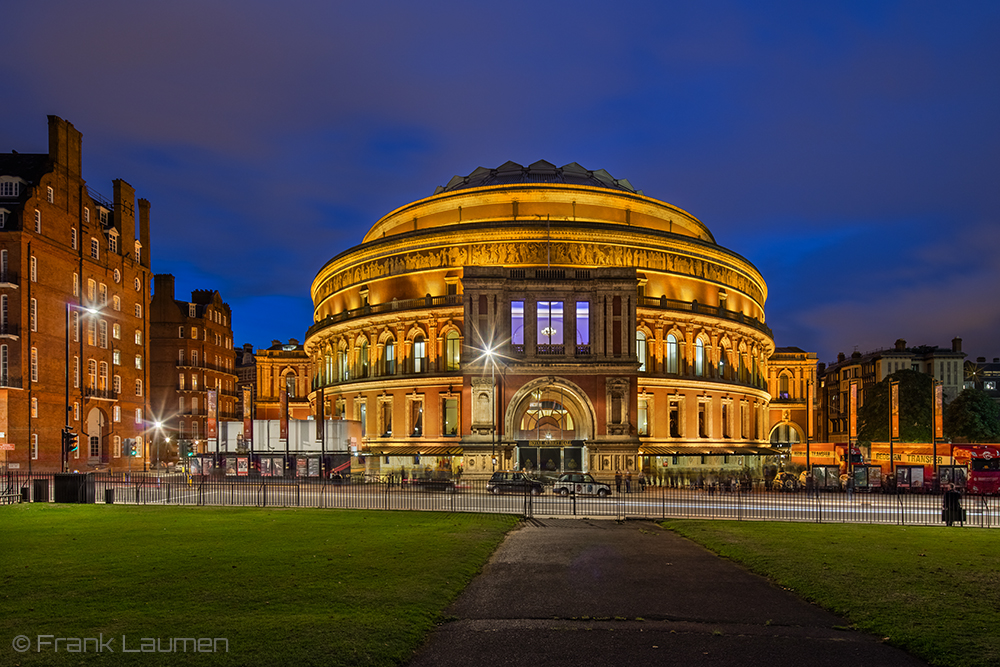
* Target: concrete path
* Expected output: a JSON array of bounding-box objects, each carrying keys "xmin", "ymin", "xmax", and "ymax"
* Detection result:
[{"xmin": 407, "ymin": 518, "xmax": 928, "ymax": 667}]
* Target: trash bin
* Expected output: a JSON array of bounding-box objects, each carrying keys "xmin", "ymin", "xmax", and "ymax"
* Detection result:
[
  {"xmin": 105, "ymin": 488, "xmax": 114, "ymax": 504},
  {"xmin": 33, "ymin": 479, "xmax": 48, "ymax": 503}
]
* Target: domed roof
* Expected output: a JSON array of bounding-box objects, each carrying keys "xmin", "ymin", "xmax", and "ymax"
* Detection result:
[{"xmin": 434, "ymin": 160, "xmax": 642, "ymax": 195}]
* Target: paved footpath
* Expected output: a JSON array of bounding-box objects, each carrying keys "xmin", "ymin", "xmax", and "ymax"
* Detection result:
[{"xmin": 407, "ymin": 518, "xmax": 928, "ymax": 667}]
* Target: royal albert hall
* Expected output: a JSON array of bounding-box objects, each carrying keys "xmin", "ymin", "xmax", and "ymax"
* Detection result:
[{"xmin": 305, "ymin": 161, "xmax": 777, "ymax": 482}]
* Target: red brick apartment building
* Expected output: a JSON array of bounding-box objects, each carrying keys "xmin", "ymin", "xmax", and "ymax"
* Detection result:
[
  {"xmin": 149, "ymin": 274, "xmax": 237, "ymax": 460},
  {"xmin": 0, "ymin": 116, "xmax": 152, "ymax": 472}
]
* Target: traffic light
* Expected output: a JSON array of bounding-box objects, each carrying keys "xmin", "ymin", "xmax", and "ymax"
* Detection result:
[
  {"xmin": 125, "ymin": 438, "xmax": 137, "ymax": 456},
  {"xmin": 62, "ymin": 428, "xmax": 79, "ymax": 454}
]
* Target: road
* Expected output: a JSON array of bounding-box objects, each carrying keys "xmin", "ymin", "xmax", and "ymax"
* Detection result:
[{"xmin": 84, "ymin": 478, "xmax": 1000, "ymax": 528}]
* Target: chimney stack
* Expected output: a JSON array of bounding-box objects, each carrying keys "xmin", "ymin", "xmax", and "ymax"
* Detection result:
[{"xmin": 952, "ymin": 337, "xmax": 963, "ymax": 353}]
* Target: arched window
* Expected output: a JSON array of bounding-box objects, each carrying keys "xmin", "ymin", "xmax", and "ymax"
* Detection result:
[
  {"xmin": 384, "ymin": 340, "xmax": 396, "ymax": 376},
  {"xmin": 324, "ymin": 351, "xmax": 333, "ymax": 384},
  {"xmin": 636, "ymin": 331, "xmax": 647, "ymax": 372},
  {"xmin": 666, "ymin": 334, "xmax": 679, "ymax": 374},
  {"xmin": 337, "ymin": 348, "xmax": 348, "ymax": 381},
  {"xmin": 719, "ymin": 347, "xmax": 728, "ymax": 379},
  {"xmin": 445, "ymin": 331, "xmax": 461, "ymax": 371},
  {"xmin": 695, "ymin": 339, "xmax": 705, "ymax": 377},
  {"xmin": 285, "ymin": 373, "xmax": 297, "ymax": 399},
  {"xmin": 779, "ymin": 374, "xmax": 790, "ymax": 399},
  {"xmin": 99, "ymin": 361, "xmax": 109, "ymax": 390},
  {"xmin": 413, "ymin": 335, "xmax": 426, "ymax": 373},
  {"xmin": 358, "ymin": 339, "xmax": 369, "ymax": 378}
]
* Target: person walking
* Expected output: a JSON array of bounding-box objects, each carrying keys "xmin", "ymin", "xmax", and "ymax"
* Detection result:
[{"xmin": 942, "ymin": 483, "xmax": 964, "ymax": 526}]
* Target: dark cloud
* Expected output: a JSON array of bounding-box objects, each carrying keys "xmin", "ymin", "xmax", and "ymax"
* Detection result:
[{"xmin": 2, "ymin": 1, "xmax": 999, "ymax": 359}]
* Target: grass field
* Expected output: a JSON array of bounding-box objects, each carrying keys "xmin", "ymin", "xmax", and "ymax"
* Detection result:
[
  {"xmin": 1, "ymin": 505, "xmax": 518, "ymax": 666},
  {"xmin": 663, "ymin": 520, "xmax": 1000, "ymax": 667}
]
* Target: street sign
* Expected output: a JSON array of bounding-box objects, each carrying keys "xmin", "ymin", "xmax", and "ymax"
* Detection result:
[
  {"xmin": 7, "ymin": 463, "xmax": 19, "ymax": 469},
  {"xmin": 0, "ymin": 443, "xmax": 14, "ymax": 450}
]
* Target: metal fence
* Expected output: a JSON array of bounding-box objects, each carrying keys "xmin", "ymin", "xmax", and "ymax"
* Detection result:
[{"xmin": 3, "ymin": 472, "xmax": 997, "ymax": 528}]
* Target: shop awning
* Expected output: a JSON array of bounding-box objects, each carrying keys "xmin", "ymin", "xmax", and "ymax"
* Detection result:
[
  {"xmin": 363, "ymin": 447, "xmax": 463, "ymax": 456},
  {"xmin": 639, "ymin": 446, "xmax": 782, "ymax": 456}
]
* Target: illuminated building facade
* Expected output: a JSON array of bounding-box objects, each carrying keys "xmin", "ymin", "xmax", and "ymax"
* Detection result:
[
  {"xmin": 817, "ymin": 338, "xmax": 965, "ymax": 443},
  {"xmin": 305, "ymin": 161, "xmax": 776, "ymax": 480},
  {"xmin": 0, "ymin": 116, "xmax": 152, "ymax": 472},
  {"xmin": 766, "ymin": 347, "xmax": 818, "ymax": 450},
  {"xmin": 254, "ymin": 339, "xmax": 312, "ymax": 421},
  {"xmin": 149, "ymin": 275, "xmax": 237, "ymax": 459}
]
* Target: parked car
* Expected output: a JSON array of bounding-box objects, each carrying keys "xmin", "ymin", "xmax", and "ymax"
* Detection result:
[
  {"xmin": 487, "ymin": 472, "xmax": 544, "ymax": 495},
  {"xmin": 552, "ymin": 473, "xmax": 611, "ymax": 497}
]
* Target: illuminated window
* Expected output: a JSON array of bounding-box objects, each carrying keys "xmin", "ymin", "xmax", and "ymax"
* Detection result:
[
  {"xmin": 30, "ymin": 256, "xmax": 36, "ymax": 282},
  {"xmin": 636, "ymin": 331, "xmax": 647, "ymax": 372},
  {"xmin": 637, "ymin": 398, "xmax": 649, "ymax": 436},
  {"xmin": 358, "ymin": 339, "xmax": 369, "ymax": 377},
  {"xmin": 695, "ymin": 339, "xmax": 705, "ymax": 377},
  {"xmin": 413, "ymin": 335, "xmax": 426, "ymax": 373},
  {"xmin": 30, "ymin": 347, "xmax": 38, "ymax": 382},
  {"xmin": 666, "ymin": 334, "xmax": 679, "ymax": 374},
  {"xmin": 536, "ymin": 301, "xmax": 563, "ymax": 349},
  {"xmin": 30, "ymin": 298, "xmax": 36, "ymax": 332},
  {"xmin": 46, "ymin": 186, "xmax": 53, "ymax": 203},
  {"xmin": 34, "ymin": 209, "xmax": 41, "ymax": 233},
  {"xmin": 443, "ymin": 397, "xmax": 458, "ymax": 436},
  {"xmin": 511, "ymin": 301, "xmax": 525, "ymax": 347},
  {"xmin": 71, "ymin": 227, "xmax": 77, "ymax": 249},
  {"xmin": 384, "ymin": 341, "xmax": 395, "ymax": 375},
  {"xmin": 445, "ymin": 331, "xmax": 461, "ymax": 371},
  {"xmin": 576, "ymin": 302, "xmax": 590, "ymax": 350}
]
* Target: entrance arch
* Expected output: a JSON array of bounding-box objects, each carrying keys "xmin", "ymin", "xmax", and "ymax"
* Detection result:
[
  {"xmin": 506, "ymin": 376, "xmax": 596, "ymax": 442},
  {"xmin": 768, "ymin": 422, "xmax": 803, "ymax": 447},
  {"xmin": 85, "ymin": 407, "xmax": 109, "ymax": 461},
  {"xmin": 506, "ymin": 377, "xmax": 596, "ymax": 473}
]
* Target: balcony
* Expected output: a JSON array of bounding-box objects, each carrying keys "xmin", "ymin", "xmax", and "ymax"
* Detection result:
[
  {"xmin": 175, "ymin": 360, "xmax": 235, "ymax": 374},
  {"xmin": 0, "ymin": 375, "xmax": 22, "ymax": 389},
  {"xmin": 85, "ymin": 387, "xmax": 118, "ymax": 401},
  {"xmin": 306, "ymin": 294, "xmax": 462, "ymax": 338},
  {"xmin": 0, "ymin": 271, "xmax": 18, "ymax": 287},
  {"xmin": 638, "ymin": 296, "xmax": 773, "ymax": 337},
  {"xmin": 0, "ymin": 322, "xmax": 18, "ymax": 338}
]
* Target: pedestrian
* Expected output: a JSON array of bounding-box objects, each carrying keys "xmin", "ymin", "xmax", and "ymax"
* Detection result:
[
  {"xmin": 638, "ymin": 471, "xmax": 646, "ymax": 491},
  {"xmin": 805, "ymin": 473, "xmax": 815, "ymax": 499},
  {"xmin": 625, "ymin": 471, "xmax": 632, "ymax": 493},
  {"xmin": 846, "ymin": 474, "xmax": 854, "ymax": 502},
  {"xmin": 615, "ymin": 471, "xmax": 622, "ymax": 493},
  {"xmin": 942, "ymin": 483, "xmax": 963, "ymax": 526}
]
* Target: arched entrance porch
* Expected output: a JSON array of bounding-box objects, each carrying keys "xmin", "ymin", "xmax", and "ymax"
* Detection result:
[{"xmin": 505, "ymin": 377, "xmax": 596, "ymax": 474}]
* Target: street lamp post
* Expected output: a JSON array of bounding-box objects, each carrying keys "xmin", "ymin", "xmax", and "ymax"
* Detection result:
[{"xmin": 485, "ymin": 346, "xmax": 496, "ymax": 472}]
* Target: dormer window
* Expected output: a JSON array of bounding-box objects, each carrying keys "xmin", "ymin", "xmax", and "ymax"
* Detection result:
[
  {"xmin": 0, "ymin": 180, "xmax": 20, "ymax": 197},
  {"xmin": 109, "ymin": 230, "xmax": 119, "ymax": 254},
  {"xmin": 98, "ymin": 208, "xmax": 109, "ymax": 225}
]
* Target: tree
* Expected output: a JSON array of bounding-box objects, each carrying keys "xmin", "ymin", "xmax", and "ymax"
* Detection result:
[
  {"xmin": 944, "ymin": 388, "xmax": 1000, "ymax": 443},
  {"xmin": 857, "ymin": 370, "xmax": 933, "ymax": 445}
]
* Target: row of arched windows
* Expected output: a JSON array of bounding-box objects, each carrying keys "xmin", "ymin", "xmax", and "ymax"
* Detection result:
[
  {"xmin": 318, "ymin": 329, "xmax": 463, "ymax": 385},
  {"xmin": 635, "ymin": 330, "xmax": 766, "ymax": 386}
]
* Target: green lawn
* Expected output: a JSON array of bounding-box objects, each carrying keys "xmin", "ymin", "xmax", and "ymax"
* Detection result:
[
  {"xmin": 1, "ymin": 505, "xmax": 518, "ymax": 666},
  {"xmin": 663, "ymin": 520, "xmax": 1000, "ymax": 667}
]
